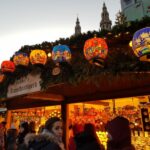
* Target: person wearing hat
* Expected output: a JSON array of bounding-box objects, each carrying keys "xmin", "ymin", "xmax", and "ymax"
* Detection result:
[{"xmin": 106, "ymin": 116, "xmax": 135, "ymax": 150}]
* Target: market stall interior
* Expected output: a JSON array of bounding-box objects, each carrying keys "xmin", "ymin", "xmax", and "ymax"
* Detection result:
[{"xmin": 3, "ymin": 96, "xmax": 150, "ymax": 149}]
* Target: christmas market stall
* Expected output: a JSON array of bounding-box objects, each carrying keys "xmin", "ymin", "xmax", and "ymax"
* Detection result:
[{"xmin": 0, "ymin": 17, "xmax": 150, "ymax": 149}]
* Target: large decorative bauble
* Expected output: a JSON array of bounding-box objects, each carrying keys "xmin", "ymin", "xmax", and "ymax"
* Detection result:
[
  {"xmin": 13, "ymin": 52, "xmax": 29, "ymax": 66},
  {"xmin": 132, "ymin": 27, "xmax": 150, "ymax": 62},
  {"xmin": 1, "ymin": 61, "xmax": 15, "ymax": 73},
  {"xmin": 52, "ymin": 45, "xmax": 71, "ymax": 63},
  {"xmin": 84, "ymin": 37, "xmax": 108, "ymax": 66},
  {"xmin": 30, "ymin": 50, "xmax": 47, "ymax": 65}
]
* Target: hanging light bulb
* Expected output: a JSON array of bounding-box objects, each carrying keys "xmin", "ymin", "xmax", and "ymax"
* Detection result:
[
  {"xmin": 47, "ymin": 52, "xmax": 52, "ymax": 58},
  {"xmin": 129, "ymin": 41, "xmax": 132, "ymax": 47}
]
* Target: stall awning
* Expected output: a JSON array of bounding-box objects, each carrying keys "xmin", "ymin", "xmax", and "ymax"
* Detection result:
[{"xmin": 5, "ymin": 72, "xmax": 150, "ymax": 110}]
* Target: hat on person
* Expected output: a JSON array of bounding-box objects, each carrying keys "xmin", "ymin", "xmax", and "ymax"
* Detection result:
[{"xmin": 106, "ymin": 116, "xmax": 131, "ymax": 143}]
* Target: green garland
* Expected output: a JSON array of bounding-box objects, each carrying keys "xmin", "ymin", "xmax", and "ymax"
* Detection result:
[{"xmin": 0, "ymin": 17, "xmax": 150, "ymax": 99}]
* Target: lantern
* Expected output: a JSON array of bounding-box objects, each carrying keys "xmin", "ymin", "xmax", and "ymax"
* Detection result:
[
  {"xmin": 30, "ymin": 50, "xmax": 47, "ymax": 65},
  {"xmin": 83, "ymin": 36, "xmax": 108, "ymax": 67},
  {"xmin": 0, "ymin": 74, "xmax": 5, "ymax": 83},
  {"xmin": 132, "ymin": 27, "xmax": 150, "ymax": 62},
  {"xmin": 52, "ymin": 45, "xmax": 71, "ymax": 63},
  {"xmin": 13, "ymin": 52, "xmax": 29, "ymax": 66},
  {"xmin": 1, "ymin": 61, "xmax": 15, "ymax": 73}
]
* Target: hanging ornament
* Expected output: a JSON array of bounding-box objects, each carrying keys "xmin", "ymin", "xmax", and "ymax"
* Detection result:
[
  {"xmin": 30, "ymin": 49, "xmax": 47, "ymax": 65},
  {"xmin": 13, "ymin": 52, "xmax": 29, "ymax": 66},
  {"xmin": 83, "ymin": 35, "xmax": 108, "ymax": 67},
  {"xmin": 52, "ymin": 64, "xmax": 61, "ymax": 76},
  {"xmin": 52, "ymin": 44, "xmax": 71, "ymax": 63},
  {"xmin": 52, "ymin": 44, "xmax": 71, "ymax": 75},
  {"xmin": 1, "ymin": 61, "xmax": 15, "ymax": 73},
  {"xmin": 132, "ymin": 27, "xmax": 150, "ymax": 62}
]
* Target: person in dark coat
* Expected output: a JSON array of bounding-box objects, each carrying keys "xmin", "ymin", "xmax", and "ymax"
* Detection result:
[
  {"xmin": 68, "ymin": 124, "xmax": 83, "ymax": 150},
  {"xmin": 75, "ymin": 123, "xmax": 103, "ymax": 150},
  {"xmin": 28, "ymin": 121, "xmax": 36, "ymax": 134},
  {"xmin": 6, "ymin": 128, "xmax": 18, "ymax": 150},
  {"xmin": 24, "ymin": 117, "xmax": 65, "ymax": 150},
  {"xmin": 106, "ymin": 116, "xmax": 135, "ymax": 150},
  {"xmin": 16, "ymin": 121, "xmax": 29, "ymax": 150}
]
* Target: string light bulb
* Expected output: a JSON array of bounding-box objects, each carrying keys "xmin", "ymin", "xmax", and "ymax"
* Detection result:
[{"xmin": 48, "ymin": 52, "xmax": 52, "ymax": 58}]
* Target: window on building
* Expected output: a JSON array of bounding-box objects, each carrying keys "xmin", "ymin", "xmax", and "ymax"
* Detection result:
[{"xmin": 124, "ymin": 0, "xmax": 132, "ymax": 5}]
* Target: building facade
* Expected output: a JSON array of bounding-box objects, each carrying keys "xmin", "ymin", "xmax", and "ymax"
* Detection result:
[{"xmin": 121, "ymin": 0, "xmax": 150, "ymax": 21}]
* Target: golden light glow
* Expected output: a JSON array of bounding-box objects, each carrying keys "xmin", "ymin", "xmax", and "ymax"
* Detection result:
[
  {"xmin": 129, "ymin": 41, "xmax": 132, "ymax": 47},
  {"xmin": 47, "ymin": 52, "xmax": 52, "ymax": 58}
]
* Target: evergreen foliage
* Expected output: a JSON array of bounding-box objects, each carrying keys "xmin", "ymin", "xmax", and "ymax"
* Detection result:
[{"xmin": 0, "ymin": 17, "xmax": 150, "ymax": 98}]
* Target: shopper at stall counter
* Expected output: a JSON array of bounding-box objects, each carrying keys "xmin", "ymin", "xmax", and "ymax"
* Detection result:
[
  {"xmin": 75, "ymin": 123, "xmax": 104, "ymax": 150},
  {"xmin": 6, "ymin": 124, "xmax": 18, "ymax": 150},
  {"xmin": 28, "ymin": 121, "xmax": 36, "ymax": 134},
  {"xmin": 16, "ymin": 121, "xmax": 29, "ymax": 150},
  {"xmin": 24, "ymin": 117, "xmax": 65, "ymax": 150},
  {"xmin": 68, "ymin": 123, "xmax": 83, "ymax": 150},
  {"xmin": 106, "ymin": 116, "xmax": 135, "ymax": 150}
]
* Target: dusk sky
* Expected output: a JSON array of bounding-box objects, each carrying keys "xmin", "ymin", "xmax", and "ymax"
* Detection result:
[{"xmin": 0, "ymin": 0, "xmax": 121, "ymax": 64}]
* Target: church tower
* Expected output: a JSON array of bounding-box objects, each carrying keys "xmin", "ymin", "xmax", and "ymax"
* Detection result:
[
  {"xmin": 75, "ymin": 17, "xmax": 81, "ymax": 36},
  {"xmin": 100, "ymin": 3, "xmax": 112, "ymax": 31}
]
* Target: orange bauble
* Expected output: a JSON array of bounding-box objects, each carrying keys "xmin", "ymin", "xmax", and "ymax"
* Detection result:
[
  {"xmin": 30, "ymin": 50, "xmax": 47, "ymax": 65},
  {"xmin": 84, "ymin": 37, "xmax": 108, "ymax": 66},
  {"xmin": 1, "ymin": 61, "xmax": 15, "ymax": 73}
]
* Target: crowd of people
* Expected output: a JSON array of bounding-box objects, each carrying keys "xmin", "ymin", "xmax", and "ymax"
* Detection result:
[{"xmin": 0, "ymin": 116, "xmax": 135, "ymax": 150}]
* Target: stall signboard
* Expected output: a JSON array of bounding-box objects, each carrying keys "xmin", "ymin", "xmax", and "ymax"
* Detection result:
[{"xmin": 7, "ymin": 73, "xmax": 41, "ymax": 98}]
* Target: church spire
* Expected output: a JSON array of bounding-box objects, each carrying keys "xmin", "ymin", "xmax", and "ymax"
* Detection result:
[
  {"xmin": 75, "ymin": 16, "xmax": 81, "ymax": 36},
  {"xmin": 100, "ymin": 2, "xmax": 112, "ymax": 31}
]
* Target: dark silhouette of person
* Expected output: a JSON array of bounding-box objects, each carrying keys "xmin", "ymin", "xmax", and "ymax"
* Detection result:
[
  {"xmin": 6, "ymin": 128, "xmax": 18, "ymax": 150},
  {"xmin": 28, "ymin": 121, "xmax": 36, "ymax": 133},
  {"xmin": 106, "ymin": 116, "xmax": 135, "ymax": 150},
  {"xmin": 75, "ymin": 123, "xmax": 104, "ymax": 150},
  {"xmin": 68, "ymin": 124, "xmax": 83, "ymax": 150},
  {"xmin": 16, "ymin": 122, "xmax": 29, "ymax": 150}
]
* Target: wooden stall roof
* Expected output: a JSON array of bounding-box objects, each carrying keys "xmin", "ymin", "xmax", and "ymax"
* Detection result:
[{"xmin": 5, "ymin": 72, "xmax": 150, "ymax": 110}]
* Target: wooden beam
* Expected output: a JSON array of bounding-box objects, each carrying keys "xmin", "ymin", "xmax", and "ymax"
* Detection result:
[
  {"xmin": 6, "ymin": 98, "xmax": 61, "ymax": 110},
  {"xmin": 25, "ymin": 93, "xmax": 64, "ymax": 102},
  {"xmin": 65, "ymin": 85, "xmax": 150, "ymax": 104}
]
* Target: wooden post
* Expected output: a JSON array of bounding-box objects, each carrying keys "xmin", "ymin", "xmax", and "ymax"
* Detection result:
[
  {"xmin": 112, "ymin": 99, "xmax": 116, "ymax": 115},
  {"xmin": 61, "ymin": 102, "xmax": 69, "ymax": 150},
  {"xmin": 6, "ymin": 110, "xmax": 12, "ymax": 130}
]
